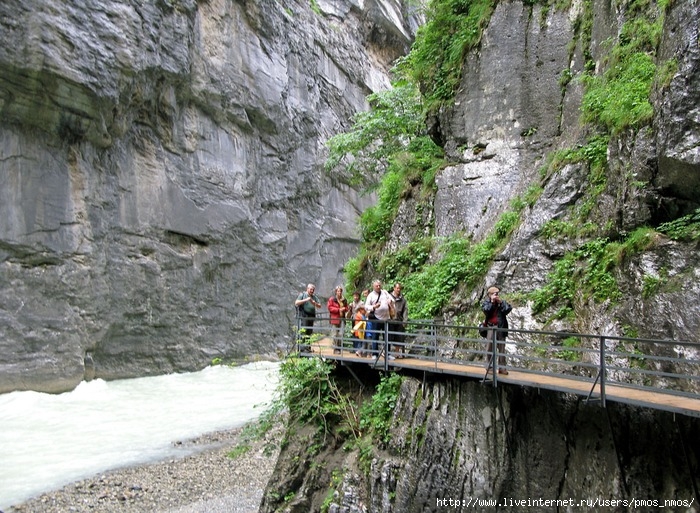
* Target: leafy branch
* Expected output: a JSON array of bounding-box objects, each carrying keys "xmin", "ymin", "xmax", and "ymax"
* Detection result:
[{"xmin": 325, "ymin": 81, "xmax": 432, "ymax": 187}]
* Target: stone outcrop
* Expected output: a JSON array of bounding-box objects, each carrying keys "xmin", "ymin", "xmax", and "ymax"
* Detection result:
[
  {"xmin": 262, "ymin": 373, "xmax": 699, "ymax": 513},
  {"xmin": 0, "ymin": 0, "xmax": 419, "ymax": 393}
]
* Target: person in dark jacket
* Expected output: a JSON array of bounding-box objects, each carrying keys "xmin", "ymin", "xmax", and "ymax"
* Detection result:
[{"xmin": 481, "ymin": 286, "xmax": 513, "ymax": 374}]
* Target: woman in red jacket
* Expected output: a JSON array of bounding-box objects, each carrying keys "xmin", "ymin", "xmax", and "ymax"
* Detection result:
[{"xmin": 327, "ymin": 285, "xmax": 349, "ymax": 354}]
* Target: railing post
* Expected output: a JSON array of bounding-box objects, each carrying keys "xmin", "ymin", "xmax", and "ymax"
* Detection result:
[
  {"xmin": 599, "ymin": 336, "xmax": 606, "ymax": 407},
  {"xmin": 491, "ymin": 328, "xmax": 498, "ymax": 386},
  {"xmin": 384, "ymin": 322, "xmax": 389, "ymax": 371},
  {"xmin": 433, "ymin": 324, "xmax": 438, "ymax": 366}
]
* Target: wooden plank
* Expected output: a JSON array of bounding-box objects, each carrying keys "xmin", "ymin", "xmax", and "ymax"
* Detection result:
[{"xmin": 304, "ymin": 339, "xmax": 700, "ymax": 417}]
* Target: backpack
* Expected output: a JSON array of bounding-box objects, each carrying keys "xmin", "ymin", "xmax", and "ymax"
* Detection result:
[{"xmin": 296, "ymin": 292, "xmax": 308, "ymax": 317}]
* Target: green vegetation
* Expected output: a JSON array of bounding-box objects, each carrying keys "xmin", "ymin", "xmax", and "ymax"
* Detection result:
[
  {"xmin": 398, "ymin": 0, "xmax": 494, "ymax": 111},
  {"xmin": 401, "ymin": 211, "xmax": 520, "ymax": 319},
  {"xmin": 359, "ymin": 170, "xmax": 407, "ymax": 247},
  {"xmin": 377, "ymin": 237, "xmax": 434, "ymax": 283},
  {"xmin": 265, "ymin": 355, "xmax": 403, "ymax": 457},
  {"xmin": 342, "ymin": 253, "xmax": 365, "ymax": 292},
  {"xmin": 539, "ymin": 135, "xmax": 608, "ymax": 195},
  {"xmin": 356, "ymin": 373, "xmax": 404, "ymax": 473},
  {"xmin": 326, "ymin": 80, "xmax": 443, "ymax": 254},
  {"xmin": 274, "ymin": 356, "xmax": 360, "ymax": 438},
  {"xmin": 641, "ymin": 273, "xmax": 662, "ymax": 299},
  {"xmin": 248, "ymin": 356, "xmax": 405, "ymax": 497},
  {"xmin": 326, "ymin": 81, "xmax": 443, "ymax": 191},
  {"xmin": 540, "ymin": 219, "xmax": 597, "ymax": 241},
  {"xmin": 579, "ymin": 0, "xmax": 669, "ymax": 134},
  {"xmin": 513, "ymin": 184, "xmax": 544, "ymax": 211},
  {"xmin": 629, "ymin": 345, "xmax": 650, "ymax": 372},
  {"xmin": 310, "ymin": 0, "xmax": 321, "ymax": 16},
  {"xmin": 359, "ymin": 373, "xmax": 402, "ymax": 444},
  {"xmin": 321, "ymin": 469, "xmax": 344, "ymax": 513},
  {"xmin": 656, "ymin": 58, "xmax": 678, "ymax": 88},
  {"xmin": 581, "ymin": 46, "xmax": 656, "ymax": 134},
  {"xmin": 556, "ymin": 336, "xmax": 581, "ymax": 361},
  {"xmin": 531, "ymin": 254, "xmax": 576, "ymax": 319},
  {"xmin": 658, "ymin": 208, "xmax": 700, "ymax": 241},
  {"xmin": 531, "ymin": 228, "xmax": 659, "ymax": 317},
  {"xmin": 581, "ymin": 238, "xmax": 624, "ymax": 302},
  {"xmin": 640, "ymin": 265, "xmax": 688, "ymax": 300}
]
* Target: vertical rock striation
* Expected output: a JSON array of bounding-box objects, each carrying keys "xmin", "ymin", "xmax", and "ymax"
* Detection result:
[
  {"xmin": 262, "ymin": 374, "xmax": 699, "ymax": 513},
  {"xmin": 0, "ymin": 0, "xmax": 419, "ymax": 392}
]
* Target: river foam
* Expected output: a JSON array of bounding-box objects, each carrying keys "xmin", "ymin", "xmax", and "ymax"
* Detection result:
[{"xmin": 0, "ymin": 361, "xmax": 279, "ymax": 510}]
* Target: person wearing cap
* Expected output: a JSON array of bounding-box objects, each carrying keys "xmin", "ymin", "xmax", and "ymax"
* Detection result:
[{"xmin": 481, "ymin": 286, "xmax": 513, "ymax": 375}]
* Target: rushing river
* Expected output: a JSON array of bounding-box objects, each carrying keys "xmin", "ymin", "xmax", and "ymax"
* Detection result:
[{"xmin": 0, "ymin": 361, "xmax": 280, "ymax": 510}]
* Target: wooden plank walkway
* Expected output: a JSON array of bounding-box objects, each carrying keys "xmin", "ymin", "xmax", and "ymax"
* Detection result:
[{"xmin": 305, "ymin": 339, "xmax": 700, "ymax": 418}]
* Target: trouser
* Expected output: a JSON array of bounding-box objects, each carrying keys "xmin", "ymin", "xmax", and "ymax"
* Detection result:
[
  {"xmin": 389, "ymin": 321, "xmax": 405, "ymax": 354},
  {"xmin": 352, "ymin": 336, "xmax": 364, "ymax": 351},
  {"xmin": 299, "ymin": 315, "xmax": 315, "ymax": 341},
  {"xmin": 368, "ymin": 320, "xmax": 386, "ymax": 353},
  {"xmin": 486, "ymin": 326, "xmax": 506, "ymax": 367},
  {"xmin": 331, "ymin": 322, "xmax": 343, "ymax": 351}
]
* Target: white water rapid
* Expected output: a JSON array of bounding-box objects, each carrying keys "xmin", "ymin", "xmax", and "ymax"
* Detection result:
[{"xmin": 0, "ymin": 361, "xmax": 280, "ymax": 510}]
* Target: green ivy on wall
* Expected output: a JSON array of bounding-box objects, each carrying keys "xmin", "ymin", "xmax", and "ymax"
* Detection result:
[
  {"xmin": 398, "ymin": 0, "xmax": 495, "ymax": 112},
  {"xmin": 530, "ymin": 228, "xmax": 659, "ymax": 319}
]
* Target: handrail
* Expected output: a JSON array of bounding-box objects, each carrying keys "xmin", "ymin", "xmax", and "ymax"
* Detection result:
[{"xmin": 293, "ymin": 314, "xmax": 700, "ymax": 408}]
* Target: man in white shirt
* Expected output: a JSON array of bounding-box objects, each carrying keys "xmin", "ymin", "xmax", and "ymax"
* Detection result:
[{"xmin": 364, "ymin": 279, "xmax": 394, "ymax": 356}]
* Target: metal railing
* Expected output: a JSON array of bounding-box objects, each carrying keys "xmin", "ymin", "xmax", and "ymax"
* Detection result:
[{"xmin": 294, "ymin": 314, "xmax": 700, "ymax": 408}]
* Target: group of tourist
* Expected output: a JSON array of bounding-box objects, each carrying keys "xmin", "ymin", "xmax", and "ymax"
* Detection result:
[
  {"xmin": 294, "ymin": 280, "xmax": 512, "ymax": 372},
  {"xmin": 294, "ymin": 280, "xmax": 408, "ymax": 358}
]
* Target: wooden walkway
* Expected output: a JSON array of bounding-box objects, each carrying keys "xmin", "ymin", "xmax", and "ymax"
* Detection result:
[{"xmin": 305, "ymin": 339, "xmax": 700, "ymax": 419}]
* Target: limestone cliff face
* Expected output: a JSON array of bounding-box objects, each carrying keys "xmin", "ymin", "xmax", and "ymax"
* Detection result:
[
  {"xmin": 395, "ymin": 0, "xmax": 700, "ymax": 342},
  {"xmin": 0, "ymin": 0, "xmax": 419, "ymax": 393}
]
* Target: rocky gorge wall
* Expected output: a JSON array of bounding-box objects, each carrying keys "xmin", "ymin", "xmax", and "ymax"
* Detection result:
[
  {"xmin": 0, "ymin": 0, "xmax": 420, "ymax": 393},
  {"xmin": 261, "ymin": 373, "xmax": 699, "ymax": 513},
  {"xmin": 389, "ymin": 0, "xmax": 700, "ymax": 341},
  {"xmin": 260, "ymin": 1, "xmax": 700, "ymax": 511}
]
